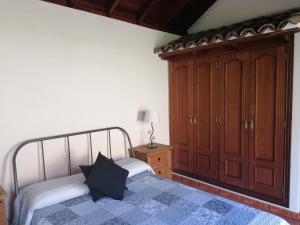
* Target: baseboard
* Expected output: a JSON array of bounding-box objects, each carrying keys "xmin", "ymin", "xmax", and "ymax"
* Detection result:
[{"xmin": 172, "ymin": 172, "xmax": 300, "ymax": 221}]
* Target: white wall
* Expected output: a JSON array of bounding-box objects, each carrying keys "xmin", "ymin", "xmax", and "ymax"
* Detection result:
[
  {"xmin": 290, "ymin": 32, "xmax": 300, "ymax": 212},
  {"xmin": 188, "ymin": 0, "xmax": 300, "ymax": 33},
  {"xmin": 0, "ymin": 0, "xmax": 179, "ymax": 220},
  {"xmin": 188, "ymin": 0, "xmax": 300, "ymax": 212}
]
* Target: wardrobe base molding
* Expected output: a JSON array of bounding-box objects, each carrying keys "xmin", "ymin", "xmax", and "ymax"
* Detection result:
[
  {"xmin": 173, "ymin": 169, "xmax": 288, "ymax": 207},
  {"xmin": 172, "ymin": 172, "xmax": 299, "ymax": 222}
]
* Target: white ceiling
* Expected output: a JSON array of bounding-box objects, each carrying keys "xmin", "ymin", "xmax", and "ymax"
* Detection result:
[{"xmin": 188, "ymin": 0, "xmax": 300, "ymax": 34}]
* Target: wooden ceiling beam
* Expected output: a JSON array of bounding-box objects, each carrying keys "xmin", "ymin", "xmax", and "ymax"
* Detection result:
[
  {"xmin": 41, "ymin": 0, "xmax": 215, "ymax": 35},
  {"xmin": 106, "ymin": 0, "xmax": 121, "ymax": 16},
  {"xmin": 136, "ymin": 0, "xmax": 161, "ymax": 24},
  {"xmin": 65, "ymin": 0, "xmax": 73, "ymax": 7},
  {"xmin": 162, "ymin": 0, "xmax": 190, "ymax": 28},
  {"xmin": 183, "ymin": 0, "xmax": 217, "ymax": 31}
]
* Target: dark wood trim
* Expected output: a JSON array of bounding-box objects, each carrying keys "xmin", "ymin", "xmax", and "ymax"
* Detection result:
[
  {"xmin": 162, "ymin": 0, "xmax": 190, "ymax": 28},
  {"xmin": 136, "ymin": 0, "xmax": 160, "ymax": 24},
  {"xmin": 172, "ymin": 173, "xmax": 300, "ymax": 222},
  {"xmin": 159, "ymin": 30, "xmax": 299, "ymax": 60},
  {"xmin": 106, "ymin": 0, "xmax": 121, "ymax": 16},
  {"xmin": 168, "ymin": 61, "xmax": 174, "ymax": 170},
  {"xmin": 283, "ymin": 33, "xmax": 294, "ymax": 208}
]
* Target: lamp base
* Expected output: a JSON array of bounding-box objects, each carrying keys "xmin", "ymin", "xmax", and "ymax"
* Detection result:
[{"xmin": 146, "ymin": 143, "xmax": 157, "ymax": 149}]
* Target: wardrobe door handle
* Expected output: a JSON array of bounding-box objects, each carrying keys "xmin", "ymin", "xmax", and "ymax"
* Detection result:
[
  {"xmin": 243, "ymin": 120, "xmax": 248, "ymax": 129},
  {"xmin": 249, "ymin": 121, "xmax": 254, "ymax": 130},
  {"xmin": 193, "ymin": 116, "xmax": 197, "ymax": 124},
  {"xmin": 187, "ymin": 117, "xmax": 193, "ymax": 124}
]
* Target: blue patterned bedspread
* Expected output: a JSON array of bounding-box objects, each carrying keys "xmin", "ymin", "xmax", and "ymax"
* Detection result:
[{"xmin": 31, "ymin": 171, "xmax": 288, "ymax": 225}]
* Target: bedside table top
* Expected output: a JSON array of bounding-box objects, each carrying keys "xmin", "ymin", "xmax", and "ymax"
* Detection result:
[
  {"xmin": 0, "ymin": 186, "xmax": 7, "ymax": 201},
  {"xmin": 131, "ymin": 143, "xmax": 171, "ymax": 154}
]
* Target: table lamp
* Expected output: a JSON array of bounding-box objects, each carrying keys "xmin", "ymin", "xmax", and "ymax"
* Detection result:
[{"xmin": 144, "ymin": 110, "xmax": 159, "ymax": 149}]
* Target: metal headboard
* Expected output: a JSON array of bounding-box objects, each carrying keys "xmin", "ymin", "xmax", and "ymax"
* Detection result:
[{"xmin": 12, "ymin": 126, "xmax": 135, "ymax": 195}]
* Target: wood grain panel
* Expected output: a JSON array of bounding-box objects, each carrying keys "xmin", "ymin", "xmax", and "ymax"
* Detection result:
[
  {"xmin": 150, "ymin": 152, "xmax": 168, "ymax": 168},
  {"xmin": 0, "ymin": 186, "xmax": 7, "ymax": 225},
  {"xmin": 178, "ymin": 150, "xmax": 189, "ymax": 165},
  {"xmin": 193, "ymin": 55, "xmax": 218, "ymax": 179},
  {"xmin": 0, "ymin": 201, "xmax": 6, "ymax": 225},
  {"xmin": 254, "ymin": 166, "xmax": 274, "ymax": 186},
  {"xmin": 219, "ymin": 51, "xmax": 251, "ymax": 188},
  {"xmin": 196, "ymin": 153, "xmax": 211, "ymax": 172},
  {"xmin": 249, "ymin": 46, "xmax": 286, "ymax": 200},
  {"xmin": 171, "ymin": 60, "xmax": 194, "ymax": 172},
  {"xmin": 255, "ymin": 55, "xmax": 276, "ymax": 161},
  {"xmin": 225, "ymin": 160, "xmax": 242, "ymax": 179},
  {"xmin": 176, "ymin": 68, "xmax": 188, "ymax": 145},
  {"xmin": 224, "ymin": 60, "xmax": 243, "ymax": 155},
  {"xmin": 154, "ymin": 165, "xmax": 169, "ymax": 177},
  {"xmin": 195, "ymin": 62, "xmax": 211, "ymax": 149}
]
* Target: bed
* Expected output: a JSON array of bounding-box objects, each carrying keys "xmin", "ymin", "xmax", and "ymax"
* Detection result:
[{"xmin": 12, "ymin": 127, "xmax": 289, "ymax": 225}]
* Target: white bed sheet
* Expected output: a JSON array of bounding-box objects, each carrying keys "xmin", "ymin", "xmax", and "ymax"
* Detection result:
[{"xmin": 13, "ymin": 158, "xmax": 154, "ymax": 225}]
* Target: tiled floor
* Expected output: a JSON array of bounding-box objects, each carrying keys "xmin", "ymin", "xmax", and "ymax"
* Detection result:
[{"xmin": 172, "ymin": 173, "xmax": 300, "ymax": 225}]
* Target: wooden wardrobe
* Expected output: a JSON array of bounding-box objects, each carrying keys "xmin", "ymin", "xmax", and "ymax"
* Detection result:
[{"xmin": 168, "ymin": 35, "xmax": 293, "ymax": 206}]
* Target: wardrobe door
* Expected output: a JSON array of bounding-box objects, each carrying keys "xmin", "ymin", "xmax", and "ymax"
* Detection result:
[
  {"xmin": 193, "ymin": 56, "xmax": 218, "ymax": 179},
  {"xmin": 219, "ymin": 51, "xmax": 251, "ymax": 188},
  {"xmin": 248, "ymin": 46, "xmax": 286, "ymax": 200},
  {"xmin": 171, "ymin": 60, "xmax": 194, "ymax": 173}
]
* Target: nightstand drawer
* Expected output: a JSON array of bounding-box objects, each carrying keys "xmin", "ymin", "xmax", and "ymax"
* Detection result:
[
  {"xmin": 131, "ymin": 144, "xmax": 172, "ymax": 179},
  {"xmin": 0, "ymin": 186, "xmax": 7, "ymax": 225},
  {"xmin": 150, "ymin": 152, "xmax": 168, "ymax": 168},
  {"xmin": 154, "ymin": 165, "xmax": 169, "ymax": 177},
  {"xmin": 0, "ymin": 201, "xmax": 6, "ymax": 225}
]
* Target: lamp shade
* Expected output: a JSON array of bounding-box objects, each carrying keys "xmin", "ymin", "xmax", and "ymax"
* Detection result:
[{"xmin": 144, "ymin": 110, "xmax": 159, "ymax": 124}]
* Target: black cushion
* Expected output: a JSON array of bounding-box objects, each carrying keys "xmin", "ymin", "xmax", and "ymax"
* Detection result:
[
  {"xmin": 79, "ymin": 165, "xmax": 105, "ymax": 201},
  {"xmin": 79, "ymin": 156, "xmax": 114, "ymax": 178},
  {"xmin": 85, "ymin": 153, "xmax": 129, "ymax": 200},
  {"xmin": 79, "ymin": 153, "xmax": 114, "ymax": 201},
  {"xmin": 89, "ymin": 187, "xmax": 105, "ymax": 201},
  {"xmin": 79, "ymin": 165, "xmax": 93, "ymax": 179}
]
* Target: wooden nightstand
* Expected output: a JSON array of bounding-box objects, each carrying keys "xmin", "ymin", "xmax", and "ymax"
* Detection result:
[
  {"xmin": 131, "ymin": 144, "xmax": 172, "ymax": 179},
  {"xmin": 0, "ymin": 186, "xmax": 7, "ymax": 225}
]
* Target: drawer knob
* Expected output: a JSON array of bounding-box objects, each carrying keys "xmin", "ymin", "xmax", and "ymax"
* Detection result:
[
  {"xmin": 158, "ymin": 157, "xmax": 161, "ymax": 161},
  {"xmin": 158, "ymin": 170, "xmax": 161, "ymax": 174}
]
